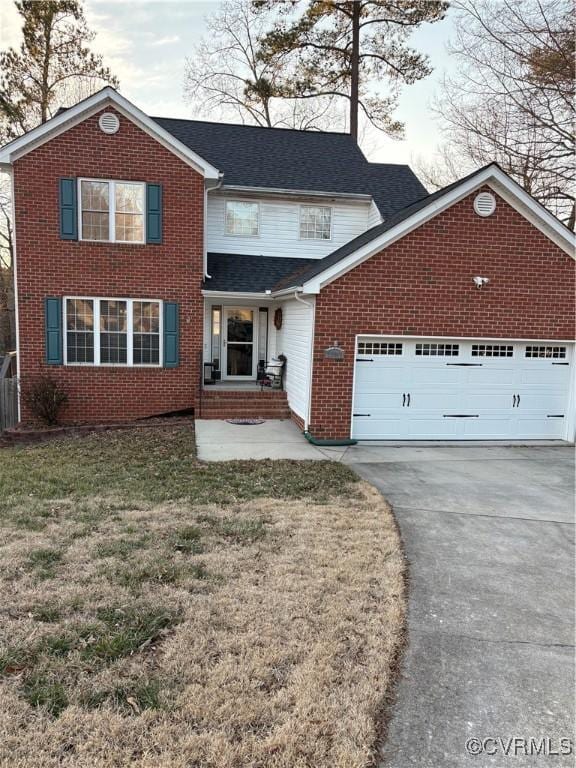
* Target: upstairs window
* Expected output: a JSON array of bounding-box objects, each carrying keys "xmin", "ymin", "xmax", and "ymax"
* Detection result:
[
  {"xmin": 225, "ymin": 201, "xmax": 259, "ymax": 236},
  {"xmin": 79, "ymin": 179, "xmax": 145, "ymax": 243},
  {"xmin": 300, "ymin": 205, "xmax": 332, "ymax": 240}
]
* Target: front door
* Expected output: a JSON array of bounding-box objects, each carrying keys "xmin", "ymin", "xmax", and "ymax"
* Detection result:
[{"xmin": 223, "ymin": 308, "xmax": 256, "ymax": 378}]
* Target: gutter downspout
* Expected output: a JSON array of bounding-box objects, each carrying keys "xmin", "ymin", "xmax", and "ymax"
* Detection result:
[
  {"xmin": 293, "ymin": 289, "xmax": 358, "ymax": 446},
  {"xmin": 204, "ymin": 175, "xmax": 224, "ymax": 279},
  {"xmin": 292, "ymin": 290, "xmax": 314, "ymax": 431}
]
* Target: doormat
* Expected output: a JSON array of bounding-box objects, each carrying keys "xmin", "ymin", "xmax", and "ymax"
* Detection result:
[{"xmin": 226, "ymin": 419, "xmax": 265, "ymax": 426}]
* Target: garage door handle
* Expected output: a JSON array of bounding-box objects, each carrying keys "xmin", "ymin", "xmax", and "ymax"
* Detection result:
[
  {"xmin": 402, "ymin": 393, "xmax": 406, "ymax": 407},
  {"xmin": 353, "ymin": 413, "xmax": 371, "ymax": 417},
  {"xmin": 547, "ymin": 414, "xmax": 564, "ymax": 418},
  {"xmin": 443, "ymin": 414, "xmax": 479, "ymax": 418},
  {"xmin": 407, "ymin": 393, "xmax": 411, "ymax": 407},
  {"xmin": 446, "ymin": 363, "xmax": 483, "ymax": 366},
  {"xmin": 356, "ymin": 358, "xmax": 374, "ymax": 362}
]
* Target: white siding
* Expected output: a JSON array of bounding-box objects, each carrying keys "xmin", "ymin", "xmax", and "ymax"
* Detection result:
[
  {"xmin": 207, "ymin": 195, "xmax": 371, "ymax": 259},
  {"xmin": 275, "ymin": 297, "xmax": 315, "ymax": 422},
  {"xmin": 367, "ymin": 200, "xmax": 383, "ymax": 228}
]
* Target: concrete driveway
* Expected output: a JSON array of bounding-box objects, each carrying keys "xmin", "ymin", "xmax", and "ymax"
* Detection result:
[{"xmin": 345, "ymin": 445, "xmax": 575, "ymax": 768}]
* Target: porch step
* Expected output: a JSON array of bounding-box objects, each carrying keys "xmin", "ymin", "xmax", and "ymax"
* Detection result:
[{"xmin": 199, "ymin": 389, "xmax": 290, "ymax": 419}]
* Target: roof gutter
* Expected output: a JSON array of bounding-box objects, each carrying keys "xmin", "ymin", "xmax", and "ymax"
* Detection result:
[{"xmin": 217, "ymin": 185, "xmax": 372, "ymax": 203}]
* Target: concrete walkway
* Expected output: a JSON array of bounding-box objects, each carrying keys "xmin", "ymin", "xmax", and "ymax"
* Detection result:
[
  {"xmin": 195, "ymin": 418, "xmax": 347, "ymax": 461},
  {"xmin": 346, "ymin": 446, "xmax": 575, "ymax": 768}
]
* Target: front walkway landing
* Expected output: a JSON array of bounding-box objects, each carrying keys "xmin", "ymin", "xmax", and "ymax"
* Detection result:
[{"xmin": 195, "ymin": 419, "xmax": 347, "ymax": 461}]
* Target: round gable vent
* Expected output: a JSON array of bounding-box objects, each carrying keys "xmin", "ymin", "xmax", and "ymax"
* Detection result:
[
  {"xmin": 98, "ymin": 112, "xmax": 120, "ymax": 135},
  {"xmin": 474, "ymin": 191, "xmax": 496, "ymax": 217}
]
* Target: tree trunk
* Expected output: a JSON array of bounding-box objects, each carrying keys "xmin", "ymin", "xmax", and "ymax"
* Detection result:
[
  {"xmin": 349, "ymin": 1, "xmax": 360, "ymax": 140},
  {"xmin": 40, "ymin": 9, "xmax": 54, "ymax": 123}
]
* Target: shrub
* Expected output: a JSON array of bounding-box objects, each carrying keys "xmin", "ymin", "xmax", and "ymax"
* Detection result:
[{"xmin": 23, "ymin": 376, "xmax": 68, "ymax": 426}]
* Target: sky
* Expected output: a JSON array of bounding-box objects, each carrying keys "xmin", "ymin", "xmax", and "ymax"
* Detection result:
[{"xmin": 0, "ymin": 0, "xmax": 459, "ymax": 167}]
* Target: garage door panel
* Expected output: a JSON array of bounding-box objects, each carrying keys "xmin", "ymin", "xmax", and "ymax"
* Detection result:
[
  {"xmin": 516, "ymin": 416, "xmax": 566, "ymax": 439},
  {"xmin": 519, "ymin": 367, "xmax": 571, "ymax": 387},
  {"xmin": 405, "ymin": 414, "xmax": 460, "ymax": 439},
  {"xmin": 517, "ymin": 391, "xmax": 567, "ymax": 412},
  {"xmin": 352, "ymin": 417, "xmax": 406, "ymax": 440},
  {"xmin": 465, "ymin": 390, "xmax": 516, "ymax": 410},
  {"xmin": 408, "ymin": 366, "xmax": 467, "ymax": 387},
  {"xmin": 409, "ymin": 390, "xmax": 464, "ymax": 410},
  {"xmin": 352, "ymin": 338, "xmax": 572, "ymax": 441},
  {"xmin": 353, "ymin": 392, "xmax": 404, "ymax": 410}
]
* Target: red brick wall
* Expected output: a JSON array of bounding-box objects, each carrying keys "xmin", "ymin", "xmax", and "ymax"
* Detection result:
[
  {"xmin": 14, "ymin": 107, "xmax": 204, "ymax": 424},
  {"xmin": 310, "ymin": 188, "xmax": 575, "ymax": 439}
]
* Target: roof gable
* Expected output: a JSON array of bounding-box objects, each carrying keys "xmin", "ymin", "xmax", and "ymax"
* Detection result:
[
  {"xmin": 0, "ymin": 88, "xmax": 221, "ymax": 179},
  {"xmin": 278, "ymin": 164, "xmax": 574, "ymax": 294}
]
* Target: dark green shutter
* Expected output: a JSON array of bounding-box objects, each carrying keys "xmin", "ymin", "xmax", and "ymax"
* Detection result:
[
  {"xmin": 146, "ymin": 183, "xmax": 162, "ymax": 243},
  {"xmin": 163, "ymin": 302, "xmax": 179, "ymax": 367},
  {"xmin": 45, "ymin": 297, "xmax": 63, "ymax": 365},
  {"xmin": 59, "ymin": 178, "xmax": 77, "ymax": 240}
]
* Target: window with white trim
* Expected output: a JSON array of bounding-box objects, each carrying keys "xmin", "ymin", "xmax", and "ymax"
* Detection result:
[
  {"xmin": 79, "ymin": 179, "xmax": 145, "ymax": 243},
  {"xmin": 225, "ymin": 201, "xmax": 259, "ymax": 236},
  {"xmin": 300, "ymin": 205, "xmax": 332, "ymax": 240},
  {"xmin": 358, "ymin": 341, "xmax": 403, "ymax": 355},
  {"xmin": 525, "ymin": 345, "xmax": 566, "ymax": 359},
  {"xmin": 65, "ymin": 298, "xmax": 161, "ymax": 366},
  {"xmin": 471, "ymin": 344, "xmax": 513, "ymax": 358},
  {"xmin": 415, "ymin": 343, "xmax": 460, "ymax": 357}
]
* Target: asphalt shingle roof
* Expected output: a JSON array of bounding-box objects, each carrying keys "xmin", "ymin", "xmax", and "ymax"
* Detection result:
[
  {"xmin": 205, "ymin": 253, "xmax": 317, "ymax": 293},
  {"xmin": 279, "ymin": 164, "xmax": 499, "ymax": 289},
  {"xmin": 153, "ymin": 117, "xmax": 427, "ymax": 217}
]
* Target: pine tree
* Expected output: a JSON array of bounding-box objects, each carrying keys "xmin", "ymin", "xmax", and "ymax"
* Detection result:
[
  {"xmin": 0, "ymin": 0, "xmax": 118, "ymax": 142},
  {"xmin": 256, "ymin": 0, "xmax": 447, "ymax": 140}
]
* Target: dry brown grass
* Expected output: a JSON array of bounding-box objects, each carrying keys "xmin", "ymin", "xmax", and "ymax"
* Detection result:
[{"xmin": 0, "ymin": 427, "xmax": 405, "ymax": 768}]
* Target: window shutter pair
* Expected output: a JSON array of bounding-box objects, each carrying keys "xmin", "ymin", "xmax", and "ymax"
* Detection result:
[
  {"xmin": 58, "ymin": 179, "xmax": 162, "ymax": 243},
  {"xmin": 44, "ymin": 298, "xmax": 179, "ymax": 367}
]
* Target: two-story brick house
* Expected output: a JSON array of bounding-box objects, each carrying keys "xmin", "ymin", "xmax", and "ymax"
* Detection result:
[{"xmin": 1, "ymin": 87, "xmax": 574, "ymax": 441}]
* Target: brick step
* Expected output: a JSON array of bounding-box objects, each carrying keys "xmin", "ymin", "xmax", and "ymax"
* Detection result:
[
  {"xmin": 202, "ymin": 390, "xmax": 287, "ymax": 400},
  {"xmin": 200, "ymin": 403, "xmax": 291, "ymax": 414}
]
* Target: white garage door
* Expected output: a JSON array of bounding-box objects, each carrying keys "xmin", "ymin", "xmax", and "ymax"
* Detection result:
[{"xmin": 352, "ymin": 338, "xmax": 573, "ymax": 440}]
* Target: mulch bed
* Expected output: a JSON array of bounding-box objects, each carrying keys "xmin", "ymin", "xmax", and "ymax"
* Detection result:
[{"xmin": 0, "ymin": 415, "xmax": 195, "ymax": 448}]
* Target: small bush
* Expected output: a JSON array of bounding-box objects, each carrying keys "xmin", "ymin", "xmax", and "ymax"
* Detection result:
[{"xmin": 23, "ymin": 376, "xmax": 68, "ymax": 426}]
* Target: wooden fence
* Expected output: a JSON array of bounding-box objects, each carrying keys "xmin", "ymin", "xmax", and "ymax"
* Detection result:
[{"xmin": 0, "ymin": 378, "xmax": 18, "ymax": 431}]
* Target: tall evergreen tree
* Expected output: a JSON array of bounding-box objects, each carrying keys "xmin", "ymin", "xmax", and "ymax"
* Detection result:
[
  {"xmin": 0, "ymin": 0, "xmax": 118, "ymax": 143},
  {"xmin": 255, "ymin": 0, "xmax": 448, "ymax": 139}
]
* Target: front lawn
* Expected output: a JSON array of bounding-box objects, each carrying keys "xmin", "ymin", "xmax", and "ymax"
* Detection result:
[{"xmin": 0, "ymin": 425, "xmax": 405, "ymax": 768}]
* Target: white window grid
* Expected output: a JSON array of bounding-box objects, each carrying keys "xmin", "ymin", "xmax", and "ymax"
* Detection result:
[
  {"xmin": 358, "ymin": 342, "xmax": 403, "ymax": 355},
  {"xmin": 472, "ymin": 344, "xmax": 513, "ymax": 358},
  {"xmin": 225, "ymin": 201, "xmax": 260, "ymax": 236},
  {"xmin": 64, "ymin": 297, "xmax": 162, "ymax": 367},
  {"xmin": 78, "ymin": 178, "xmax": 145, "ymax": 244},
  {"xmin": 415, "ymin": 343, "xmax": 460, "ymax": 357},
  {"xmin": 300, "ymin": 205, "xmax": 332, "ymax": 240},
  {"xmin": 525, "ymin": 346, "xmax": 566, "ymax": 359}
]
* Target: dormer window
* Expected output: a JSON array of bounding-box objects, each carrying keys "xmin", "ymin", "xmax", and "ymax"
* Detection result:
[
  {"xmin": 79, "ymin": 179, "xmax": 145, "ymax": 243},
  {"xmin": 300, "ymin": 205, "xmax": 332, "ymax": 240},
  {"xmin": 225, "ymin": 201, "xmax": 259, "ymax": 236}
]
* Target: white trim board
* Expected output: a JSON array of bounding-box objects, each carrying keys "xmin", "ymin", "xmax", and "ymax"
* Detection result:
[
  {"xmin": 0, "ymin": 87, "xmax": 221, "ymax": 180},
  {"xmin": 301, "ymin": 165, "xmax": 575, "ymax": 294}
]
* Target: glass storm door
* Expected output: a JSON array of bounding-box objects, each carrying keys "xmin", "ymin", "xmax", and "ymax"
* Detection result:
[{"xmin": 224, "ymin": 308, "xmax": 255, "ymax": 378}]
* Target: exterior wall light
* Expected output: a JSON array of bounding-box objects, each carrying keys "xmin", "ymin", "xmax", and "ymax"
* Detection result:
[{"xmin": 473, "ymin": 276, "xmax": 490, "ymax": 289}]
